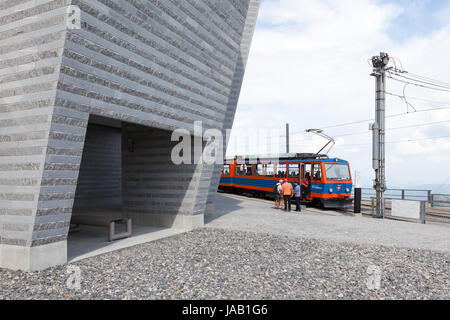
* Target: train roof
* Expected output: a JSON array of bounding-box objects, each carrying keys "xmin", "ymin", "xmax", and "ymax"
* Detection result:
[
  {"xmin": 224, "ymin": 153, "xmax": 349, "ymax": 164},
  {"xmin": 233, "ymin": 153, "xmax": 328, "ymax": 160}
]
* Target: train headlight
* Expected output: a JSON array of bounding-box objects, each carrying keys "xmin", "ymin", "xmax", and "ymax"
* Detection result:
[
  {"xmin": 346, "ymin": 188, "xmax": 350, "ymax": 193},
  {"xmin": 329, "ymin": 188, "xmax": 333, "ymax": 193}
]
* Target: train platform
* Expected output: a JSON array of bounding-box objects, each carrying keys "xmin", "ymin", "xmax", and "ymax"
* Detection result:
[{"xmin": 206, "ymin": 193, "xmax": 450, "ymax": 253}]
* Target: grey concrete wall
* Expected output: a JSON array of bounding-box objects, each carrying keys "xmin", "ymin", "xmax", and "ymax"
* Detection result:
[
  {"xmin": 60, "ymin": 0, "xmax": 244, "ymax": 133},
  {"xmin": 0, "ymin": 0, "xmax": 74, "ymax": 270},
  {"xmin": 122, "ymin": 123, "xmax": 208, "ymax": 229},
  {"xmin": 73, "ymin": 123, "xmax": 122, "ymax": 207},
  {"xmin": 206, "ymin": 0, "xmax": 261, "ymax": 214},
  {"xmin": 0, "ymin": 0, "xmax": 260, "ymax": 271}
]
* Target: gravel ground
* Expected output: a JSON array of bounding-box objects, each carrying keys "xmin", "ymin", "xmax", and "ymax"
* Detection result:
[{"xmin": 0, "ymin": 228, "xmax": 448, "ymax": 300}]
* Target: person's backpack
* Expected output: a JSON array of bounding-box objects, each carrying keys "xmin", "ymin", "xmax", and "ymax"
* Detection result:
[{"xmin": 273, "ymin": 184, "xmax": 279, "ymax": 194}]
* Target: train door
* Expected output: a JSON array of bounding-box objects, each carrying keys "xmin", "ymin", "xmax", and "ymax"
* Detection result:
[
  {"xmin": 301, "ymin": 163, "xmax": 312, "ymax": 199},
  {"xmin": 302, "ymin": 163, "xmax": 312, "ymax": 180}
]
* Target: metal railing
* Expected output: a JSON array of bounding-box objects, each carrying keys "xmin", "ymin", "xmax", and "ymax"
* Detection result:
[
  {"xmin": 352, "ymin": 188, "xmax": 450, "ymax": 224},
  {"xmin": 354, "ymin": 188, "xmax": 450, "ymax": 208},
  {"xmin": 354, "ymin": 188, "xmax": 432, "ymax": 202},
  {"xmin": 430, "ymin": 194, "xmax": 450, "ymax": 208},
  {"xmin": 367, "ymin": 197, "xmax": 427, "ymax": 224}
]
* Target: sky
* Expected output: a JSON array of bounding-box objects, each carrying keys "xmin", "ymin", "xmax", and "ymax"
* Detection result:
[{"xmin": 227, "ymin": 0, "xmax": 450, "ymax": 191}]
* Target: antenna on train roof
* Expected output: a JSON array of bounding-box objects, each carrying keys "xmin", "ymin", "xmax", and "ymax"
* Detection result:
[{"xmin": 305, "ymin": 129, "xmax": 335, "ymax": 156}]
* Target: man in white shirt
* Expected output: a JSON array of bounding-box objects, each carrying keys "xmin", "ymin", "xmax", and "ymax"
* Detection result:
[{"xmin": 274, "ymin": 180, "xmax": 283, "ymax": 209}]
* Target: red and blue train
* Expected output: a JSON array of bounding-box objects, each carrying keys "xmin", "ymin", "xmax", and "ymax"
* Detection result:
[{"xmin": 219, "ymin": 153, "xmax": 353, "ymax": 209}]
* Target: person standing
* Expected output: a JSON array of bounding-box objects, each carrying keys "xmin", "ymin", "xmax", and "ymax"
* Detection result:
[
  {"xmin": 273, "ymin": 180, "xmax": 283, "ymax": 209},
  {"xmin": 281, "ymin": 179, "xmax": 294, "ymax": 212},
  {"xmin": 278, "ymin": 179, "xmax": 284, "ymax": 209},
  {"xmin": 301, "ymin": 174, "xmax": 310, "ymax": 200},
  {"xmin": 294, "ymin": 182, "xmax": 301, "ymax": 212}
]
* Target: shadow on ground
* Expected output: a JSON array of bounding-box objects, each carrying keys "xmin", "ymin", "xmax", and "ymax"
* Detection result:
[{"xmin": 205, "ymin": 193, "xmax": 246, "ymax": 223}]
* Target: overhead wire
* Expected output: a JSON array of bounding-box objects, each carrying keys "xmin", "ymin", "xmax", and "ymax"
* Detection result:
[
  {"xmin": 387, "ymin": 74, "xmax": 450, "ymax": 93},
  {"xmin": 279, "ymin": 65, "xmax": 450, "ymax": 144},
  {"xmin": 389, "ymin": 56, "xmax": 405, "ymax": 71},
  {"xmin": 338, "ymin": 133, "xmax": 450, "ymax": 147},
  {"xmin": 394, "ymin": 68, "xmax": 450, "ymax": 87},
  {"xmin": 389, "ymin": 72, "xmax": 450, "ymax": 90},
  {"xmin": 283, "ymin": 104, "xmax": 450, "ymax": 142},
  {"xmin": 234, "ymin": 64, "xmax": 450, "ymax": 155},
  {"xmin": 282, "ymin": 101, "xmax": 450, "ymax": 139},
  {"xmin": 333, "ymin": 119, "xmax": 450, "ymax": 138}
]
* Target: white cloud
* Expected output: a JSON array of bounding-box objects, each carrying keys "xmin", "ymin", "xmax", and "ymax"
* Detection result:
[{"xmin": 229, "ymin": 0, "xmax": 450, "ymax": 188}]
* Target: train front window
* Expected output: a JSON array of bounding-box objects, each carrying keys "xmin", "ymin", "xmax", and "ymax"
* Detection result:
[
  {"xmin": 288, "ymin": 164, "xmax": 299, "ymax": 178},
  {"xmin": 324, "ymin": 163, "xmax": 350, "ymax": 181},
  {"xmin": 223, "ymin": 165, "xmax": 230, "ymax": 175}
]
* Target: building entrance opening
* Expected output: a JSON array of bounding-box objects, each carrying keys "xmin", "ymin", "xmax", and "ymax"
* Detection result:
[{"xmin": 67, "ymin": 117, "xmax": 197, "ymax": 262}]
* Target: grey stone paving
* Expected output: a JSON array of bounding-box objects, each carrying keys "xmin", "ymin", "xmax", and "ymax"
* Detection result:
[{"xmin": 207, "ymin": 194, "xmax": 450, "ymax": 253}]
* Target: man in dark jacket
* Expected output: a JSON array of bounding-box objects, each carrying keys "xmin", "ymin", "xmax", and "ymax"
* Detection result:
[{"xmin": 294, "ymin": 182, "xmax": 301, "ymax": 212}]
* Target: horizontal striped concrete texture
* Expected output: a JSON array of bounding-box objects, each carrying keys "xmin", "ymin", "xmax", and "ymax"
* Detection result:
[
  {"xmin": 0, "ymin": 0, "xmax": 260, "ymax": 271},
  {"xmin": 122, "ymin": 123, "xmax": 209, "ymax": 229},
  {"xmin": 206, "ymin": 0, "xmax": 260, "ymax": 213},
  {"xmin": 72, "ymin": 123, "xmax": 122, "ymax": 212}
]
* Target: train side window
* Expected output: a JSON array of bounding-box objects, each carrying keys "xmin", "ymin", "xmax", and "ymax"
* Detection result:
[
  {"xmin": 223, "ymin": 165, "xmax": 230, "ymax": 176},
  {"xmin": 276, "ymin": 164, "xmax": 286, "ymax": 178},
  {"xmin": 244, "ymin": 164, "xmax": 252, "ymax": 176},
  {"xmin": 254, "ymin": 164, "xmax": 263, "ymax": 176},
  {"xmin": 288, "ymin": 164, "xmax": 299, "ymax": 178},
  {"xmin": 263, "ymin": 164, "xmax": 274, "ymax": 177},
  {"xmin": 235, "ymin": 164, "xmax": 244, "ymax": 176},
  {"xmin": 312, "ymin": 163, "xmax": 322, "ymax": 180}
]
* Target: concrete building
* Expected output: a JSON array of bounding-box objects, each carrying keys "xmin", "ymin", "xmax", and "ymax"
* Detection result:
[{"xmin": 0, "ymin": 0, "xmax": 260, "ymax": 271}]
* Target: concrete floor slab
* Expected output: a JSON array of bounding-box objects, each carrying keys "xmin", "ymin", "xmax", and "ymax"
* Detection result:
[{"xmin": 68, "ymin": 225, "xmax": 187, "ymax": 262}]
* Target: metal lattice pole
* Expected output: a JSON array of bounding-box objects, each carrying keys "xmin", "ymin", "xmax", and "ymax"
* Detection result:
[{"xmin": 370, "ymin": 52, "xmax": 390, "ymax": 218}]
